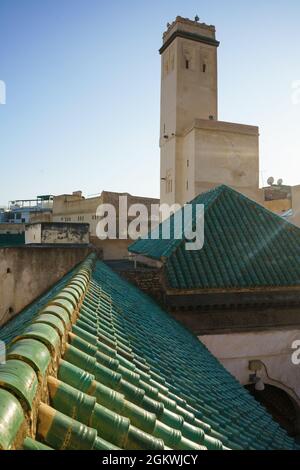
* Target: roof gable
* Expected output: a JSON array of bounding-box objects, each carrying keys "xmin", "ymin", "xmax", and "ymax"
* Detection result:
[{"xmin": 129, "ymin": 185, "xmax": 300, "ymax": 289}]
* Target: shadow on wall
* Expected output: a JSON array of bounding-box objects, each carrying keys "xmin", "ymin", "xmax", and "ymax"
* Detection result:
[{"xmin": 245, "ymin": 383, "xmax": 300, "ymax": 440}]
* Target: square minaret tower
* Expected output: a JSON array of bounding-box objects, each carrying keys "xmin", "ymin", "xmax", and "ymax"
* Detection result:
[{"xmin": 160, "ymin": 16, "xmax": 261, "ymax": 206}]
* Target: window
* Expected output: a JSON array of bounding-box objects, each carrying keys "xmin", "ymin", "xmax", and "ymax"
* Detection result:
[
  {"xmin": 203, "ymin": 64, "xmax": 207, "ymax": 73},
  {"xmin": 186, "ymin": 180, "xmax": 189, "ymax": 190},
  {"xmin": 185, "ymin": 59, "xmax": 189, "ymax": 69},
  {"xmin": 187, "ymin": 160, "xmax": 189, "ymax": 168},
  {"xmin": 166, "ymin": 179, "xmax": 173, "ymax": 194}
]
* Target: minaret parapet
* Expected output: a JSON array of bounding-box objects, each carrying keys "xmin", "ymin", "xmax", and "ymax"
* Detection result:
[{"xmin": 162, "ymin": 16, "xmax": 217, "ymax": 47}]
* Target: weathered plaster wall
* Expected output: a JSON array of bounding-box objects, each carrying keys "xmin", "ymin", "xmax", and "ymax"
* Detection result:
[
  {"xmin": 291, "ymin": 185, "xmax": 300, "ymax": 227},
  {"xmin": 0, "ymin": 246, "xmax": 91, "ymax": 327},
  {"xmin": 25, "ymin": 223, "xmax": 89, "ymax": 245},
  {"xmin": 264, "ymin": 199, "xmax": 291, "ymax": 214},
  {"xmin": 90, "ymin": 237, "xmax": 131, "ymax": 260},
  {"xmin": 200, "ymin": 329, "xmax": 300, "ymax": 404},
  {"xmin": 0, "ymin": 224, "xmax": 25, "ymax": 234},
  {"xmin": 193, "ymin": 120, "xmax": 261, "ymax": 203},
  {"xmin": 25, "ymin": 224, "xmax": 41, "ymax": 244}
]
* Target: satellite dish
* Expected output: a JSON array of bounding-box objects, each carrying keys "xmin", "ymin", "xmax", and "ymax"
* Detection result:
[
  {"xmin": 195, "ymin": 15, "xmax": 200, "ymax": 22},
  {"xmin": 277, "ymin": 178, "xmax": 283, "ymax": 186},
  {"xmin": 267, "ymin": 177, "xmax": 274, "ymax": 186}
]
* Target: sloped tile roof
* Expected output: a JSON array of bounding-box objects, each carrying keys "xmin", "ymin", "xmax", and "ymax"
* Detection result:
[
  {"xmin": 129, "ymin": 185, "xmax": 300, "ymax": 289},
  {"xmin": 0, "ymin": 254, "xmax": 298, "ymax": 450}
]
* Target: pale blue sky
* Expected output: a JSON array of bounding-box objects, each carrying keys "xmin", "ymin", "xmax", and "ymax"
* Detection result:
[{"xmin": 0, "ymin": 0, "xmax": 300, "ymax": 206}]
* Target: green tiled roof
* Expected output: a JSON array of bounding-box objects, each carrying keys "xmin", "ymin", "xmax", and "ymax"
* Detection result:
[
  {"xmin": 129, "ymin": 185, "xmax": 300, "ymax": 289},
  {"xmin": 0, "ymin": 254, "xmax": 298, "ymax": 450},
  {"xmin": 0, "ymin": 233, "xmax": 25, "ymax": 247}
]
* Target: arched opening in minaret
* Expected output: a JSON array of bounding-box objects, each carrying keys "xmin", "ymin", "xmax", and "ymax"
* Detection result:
[{"xmin": 245, "ymin": 383, "xmax": 300, "ymax": 439}]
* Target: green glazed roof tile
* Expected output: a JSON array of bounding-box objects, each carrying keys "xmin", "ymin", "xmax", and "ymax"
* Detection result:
[
  {"xmin": 0, "ymin": 389, "xmax": 25, "ymax": 450},
  {"xmin": 7, "ymin": 338, "xmax": 51, "ymax": 376},
  {"xmin": 23, "ymin": 437, "xmax": 53, "ymax": 450},
  {"xmin": 0, "ymin": 359, "xmax": 38, "ymax": 411},
  {"xmin": 0, "ymin": 253, "xmax": 298, "ymax": 450},
  {"xmin": 16, "ymin": 322, "xmax": 61, "ymax": 354},
  {"xmin": 129, "ymin": 185, "xmax": 300, "ymax": 289}
]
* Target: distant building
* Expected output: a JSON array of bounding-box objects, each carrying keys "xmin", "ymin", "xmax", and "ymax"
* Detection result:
[
  {"xmin": 263, "ymin": 181, "xmax": 300, "ymax": 227},
  {"xmin": 0, "ymin": 223, "xmax": 25, "ymax": 235},
  {"xmin": 5, "ymin": 195, "xmax": 53, "ymax": 224},
  {"xmin": 0, "ymin": 208, "xmax": 5, "ymax": 223},
  {"xmin": 25, "ymin": 222, "xmax": 89, "ymax": 245},
  {"xmin": 52, "ymin": 190, "xmax": 159, "ymax": 259}
]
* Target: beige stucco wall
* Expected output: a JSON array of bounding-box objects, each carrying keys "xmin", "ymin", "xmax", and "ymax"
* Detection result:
[
  {"xmin": 160, "ymin": 137, "xmax": 178, "ymax": 207},
  {"xmin": 182, "ymin": 130, "xmax": 196, "ymax": 203},
  {"xmin": 200, "ymin": 330, "xmax": 300, "ymax": 404},
  {"xmin": 25, "ymin": 224, "xmax": 42, "ymax": 244},
  {"xmin": 160, "ymin": 42, "xmax": 177, "ymax": 142},
  {"xmin": 90, "ymin": 237, "xmax": 132, "ymax": 261},
  {"xmin": 52, "ymin": 191, "xmax": 158, "ymax": 257},
  {"xmin": 264, "ymin": 199, "xmax": 292, "ymax": 213},
  {"xmin": 0, "ymin": 223, "xmax": 25, "ymax": 234},
  {"xmin": 192, "ymin": 120, "xmax": 261, "ymax": 204},
  {"xmin": 0, "ymin": 246, "xmax": 91, "ymax": 328},
  {"xmin": 53, "ymin": 194, "xmax": 99, "ymax": 217},
  {"xmin": 29, "ymin": 212, "xmax": 52, "ymax": 223},
  {"xmin": 175, "ymin": 37, "xmax": 218, "ymax": 132},
  {"xmin": 261, "ymin": 185, "xmax": 300, "ymax": 227},
  {"xmin": 160, "ymin": 19, "xmax": 218, "ymax": 139},
  {"xmin": 53, "ymin": 213, "xmax": 99, "ymax": 236},
  {"xmin": 161, "ymin": 119, "xmax": 262, "ymax": 206},
  {"xmin": 291, "ymin": 186, "xmax": 300, "ymax": 227}
]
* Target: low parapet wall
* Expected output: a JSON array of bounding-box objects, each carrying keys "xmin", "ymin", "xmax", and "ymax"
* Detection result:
[{"xmin": 0, "ymin": 246, "xmax": 92, "ymax": 327}]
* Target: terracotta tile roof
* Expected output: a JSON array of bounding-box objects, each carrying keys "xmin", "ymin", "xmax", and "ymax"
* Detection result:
[
  {"xmin": 0, "ymin": 254, "xmax": 298, "ymax": 450},
  {"xmin": 129, "ymin": 185, "xmax": 300, "ymax": 289}
]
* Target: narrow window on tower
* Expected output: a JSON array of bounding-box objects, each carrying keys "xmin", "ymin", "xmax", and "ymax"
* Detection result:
[
  {"xmin": 203, "ymin": 63, "xmax": 207, "ymax": 73},
  {"xmin": 186, "ymin": 180, "xmax": 189, "ymax": 190},
  {"xmin": 166, "ymin": 179, "xmax": 173, "ymax": 193},
  {"xmin": 187, "ymin": 159, "xmax": 189, "ymax": 168},
  {"xmin": 185, "ymin": 59, "xmax": 189, "ymax": 69}
]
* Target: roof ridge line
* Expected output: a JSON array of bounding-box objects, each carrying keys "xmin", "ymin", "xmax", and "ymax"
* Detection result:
[{"xmin": 163, "ymin": 185, "xmax": 225, "ymax": 258}]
